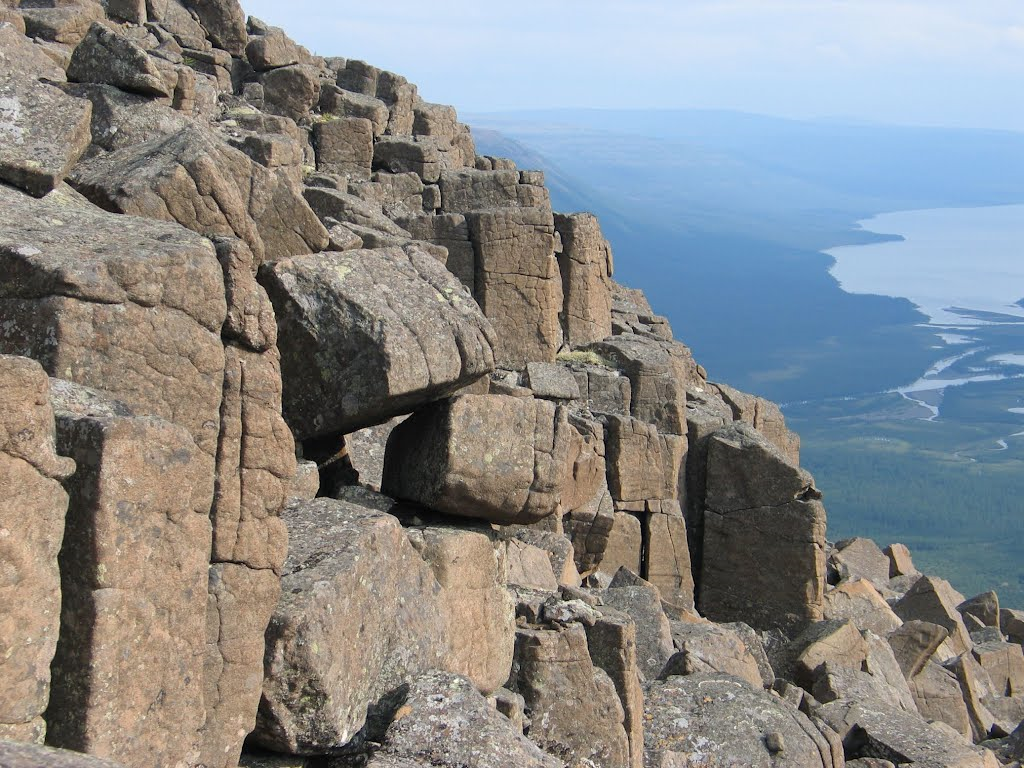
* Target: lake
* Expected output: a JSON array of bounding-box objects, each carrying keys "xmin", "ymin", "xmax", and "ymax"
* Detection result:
[{"xmin": 827, "ymin": 204, "xmax": 1024, "ymax": 326}]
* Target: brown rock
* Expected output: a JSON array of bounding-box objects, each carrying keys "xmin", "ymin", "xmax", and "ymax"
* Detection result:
[
  {"xmin": 830, "ymin": 537, "xmax": 891, "ymax": 587},
  {"xmin": 467, "ymin": 206, "xmax": 562, "ymax": 366},
  {"xmin": 593, "ymin": 510, "xmax": 641, "ymax": 578},
  {"xmin": 200, "ymin": 564, "xmax": 281, "ymax": 768},
  {"xmin": 0, "ymin": 184, "xmax": 226, "ymax": 467},
  {"xmin": 601, "ymin": 573, "xmax": 675, "ymax": 680},
  {"xmin": 663, "ymin": 621, "xmax": 765, "ymax": 689},
  {"xmin": 960, "ymin": 591, "xmax": 1001, "ymax": 629},
  {"xmin": 67, "ymin": 23, "xmax": 170, "ymax": 97},
  {"xmin": 884, "ymin": 542, "xmax": 917, "ymax": 577},
  {"xmin": 713, "ymin": 382, "xmax": 800, "ymax": 464},
  {"xmin": 510, "ymin": 624, "xmax": 630, "ymax": 768},
  {"xmin": 645, "ymin": 511, "xmax": 695, "ymax": 614},
  {"xmin": 438, "ymin": 168, "xmax": 549, "ymax": 213},
  {"xmin": 604, "ymin": 415, "xmax": 684, "ymax": 503},
  {"xmin": 261, "ymin": 64, "xmax": 320, "ymax": 122},
  {"xmin": 553, "ymin": 212, "xmax": 613, "ymax": 347},
  {"xmin": 20, "ymin": 2, "xmax": 105, "ymax": 46},
  {"xmin": 45, "ymin": 384, "xmax": 211, "ymax": 768},
  {"xmin": 698, "ymin": 423, "xmax": 826, "ymax": 633},
  {"xmin": 824, "ymin": 578, "xmax": 903, "ymax": 635},
  {"xmin": 974, "ymin": 638, "xmax": 1024, "ymax": 697},
  {"xmin": 181, "ymin": 0, "xmax": 247, "ymax": 55},
  {"xmin": 909, "ymin": 660, "xmax": 974, "ymax": 740},
  {"xmin": 383, "ymin": 394, "xmax": 579, "ymax": 525},
  {"xmin": 893, "ymin": 576, "xmax": 973, "ymax": 656},
  {"xmin": 313, "ymin": 116, "xmax": 373, "ymax": 178},
  {"xmin": 255, "ymin": 497, "xmax": 513, "ymax": 752},
  {"xmin": 586, "ymin": 609, "xmax": 645, "ymax": 768},
  {"xmin": 888, "ymin": 619, "xmax": 950, "ymax": 679},
  {"xmin": 393, "ymin": 212, "xmax": 475, "ymax": 289},
  {"xmin": 0, "ymin": 357, "xmax": 75, "ymax": 743}
]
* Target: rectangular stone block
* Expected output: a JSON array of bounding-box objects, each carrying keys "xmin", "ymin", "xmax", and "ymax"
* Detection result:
[{"xmin": 46, "ymin": 393, "xmax": 212, "ymax": 768}]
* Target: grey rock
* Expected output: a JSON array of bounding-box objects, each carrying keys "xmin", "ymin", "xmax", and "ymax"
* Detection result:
[
  {"xmin": 960, "ymin": 591, "xmax": 1001, "ymax": 629},
  {"xmin": 663, "ymin": 620, "xmax": 765, "ymax": 689},
  {"xmin": 259, "ymin": 247, "xmax": 495, "ymax": 439},
  {"xmin": 600, "ymin": 575, "xmax": 674, "ymax": 680},
  {"xmin": 302, "ymin": 185, "xmax": 411, "ymax": 236},
  {"xmin": 439, "ymin": 168, "xmax": 549, "ymax": 213},
  {"xmin": 371, "ymin": 671, "xmax": 562, "ymax": 768},
  {"xmin": 319, "ymin": 85, "xmax": 389, "ymax": 136},
  {"xmin": 0, "ymin": 25, "xmax": 92, "ymax": 196},
  {"xmin": 643, "ymin": 674, "xmax": 837, "ymax": 767},
  {"xmin": 373, "ymin": 136, "xmax": 441, "ymax": 183},
  {"xmin": 245, "ymin": 26, "xmax": 305, "ymax": 71},
  {"xmin": 0, "ymin": 741, "xmax": 125, "ymax": 768}
]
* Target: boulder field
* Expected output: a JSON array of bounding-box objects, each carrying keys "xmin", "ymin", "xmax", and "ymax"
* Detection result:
[{"xmin": 0, "ymin": 2, "xmax": 1021, "ymax": 767}]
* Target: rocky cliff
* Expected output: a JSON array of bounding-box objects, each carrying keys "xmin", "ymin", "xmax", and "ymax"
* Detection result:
[{"xmin": 0, "ymin": 2, "xmax": 1022, "ymax": 768}]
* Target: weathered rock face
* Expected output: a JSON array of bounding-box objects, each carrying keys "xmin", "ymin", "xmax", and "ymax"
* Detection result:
[
  {"xmin": 553, "ymin": 212, "xmax": 613, "ymax": 348},
  {"xmin": 181, "ymin": 0, "xmax": 246, "ymax": 55},
  {"xmin": 643, "ymin": 674, "xmax": 838, "ymax": 767},
  {"xmin": 45, "ymin": 384, "xmax": 211, "ymax": 768},
  {"xmin": 0, "ymin": 357, "xmax": 75, "ymax": 743},
  {"xmin": 467, "ymin": 207, "xmax": 562, "ymax": 366},
  {"xmin": 697, "ymin": 423, "xmax": 825, "ymax": 633},
  {"xmin": 255, "ymin": 496, "xmax": 513, "ymax": 753},
  {"xmin": 0, "ymin": 741, "xmax": 126, "ymax": 768},
  {"xmin": 259, "ymin": 247, "xmax": 495, "ymax": 439},
  {"xmin": 0, "ymin": 23, "xmax": 93, "ymax": 197},
  {"xmin": 368, "ymin": 671, "xmax": 562, "ymax": 768},
  {"xmin": 0, "ymin": 184, "xmax": 227, "ymax": 467},
  {"xmin": 69, "ymin": 125, "xmax": 328, "ymax": 264},
  {"xmin": 382, "ymin": 394, "xmax": 579, "ymax": 525},
  {"xmin": 510, "ymin": 624, "xmax": 631, "ymax": 768},
  {"xmin": 664, "ymin": 621, "xmax": 766, "ymax": 689},
  {"xmin": 892, "ymin": 575, "xmax": 972, "ymax": 656}
]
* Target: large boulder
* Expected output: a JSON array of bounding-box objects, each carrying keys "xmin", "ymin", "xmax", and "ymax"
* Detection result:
[
  {"xmin": 892, "ymin": 576, "xmax": 972, "ymax": 656},
  {"xmin": 45, "ymin": 383, "xmax": 211, "ymax": 767},
  {"xmin": 0, "ymin": 357, "xmax": 75, "ymax": 743},
  {"xmin": 698, "ymin": 423, "xmax": 826, "ymax": 633},
  {"xmin": 643, "ymin": 674, "xmax": 841, "ymax": 767},
  {"xmin": 0, "ymin": 24, "xmax": 92, "ymax": 196},
  {"xmin": 259, "ymin": 247, "xmax": 495, "ymax": 439},
  {"xmin": 69, "ymin": 125, "xmax": 328, "ymax": 264},
  {"xmin": 255, "ymin": 496, "xmax": 514, "ymax": 753},
  {"xmin": 381, "ymin": 394, "xmax": 578, "ymax": 525},
  {"xmin": 664, "ymin": 620, "xmax": 766, "ymax": 689}
]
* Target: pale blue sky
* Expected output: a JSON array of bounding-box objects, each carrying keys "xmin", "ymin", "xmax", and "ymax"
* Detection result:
[{"xmin": 241, "ymin": 1, "xmax": 1024, "ymax": 131}]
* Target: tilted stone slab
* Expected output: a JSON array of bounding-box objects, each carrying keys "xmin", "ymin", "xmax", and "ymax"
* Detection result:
[
  {"xmin": 0, "ymin": 24, "xmax": 92, "ymax": 197},
  {"xmin": 0, "ymin": 356, "xmax": 75, "ymax": 743},
  {"xmin": 698, "ymin": 423, "xmax": 826, "ymax": 633},
  {"xmin": 255, "ymin": 497, "xmax": 513, "ymax": 753},
  {"xmin": 67, "ymin": 23, "xmax": 171, "ymax": 97},
  {"xmin": 467, "ymin": 206, "xmax": 562, "ymax": 367},
  {"xmin": 181, "ymin": 0, "xmax": 247, "ymax": 55},
  {"xmin": 381, "ymin": 394, "xmax": 578, "ymax": 525},
  {"xmin": 892, "ymin": 575, "xmax": 972, "ymax": 657},
  {"xmin": 259, "ymin": 247, "xmax": 495, "ymax": 439},
  {"xmin": 45, "ymin": 383, "xmax": 211, "ymax": 768},
  {"xmin": 69, "ymin": 124, "xmax": 328, "ymax": 264}
]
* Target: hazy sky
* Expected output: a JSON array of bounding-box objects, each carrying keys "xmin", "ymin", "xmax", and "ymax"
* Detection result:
[{"xmin": 241, "ymin": 1, "xmax": 1024, "ymax": 131}]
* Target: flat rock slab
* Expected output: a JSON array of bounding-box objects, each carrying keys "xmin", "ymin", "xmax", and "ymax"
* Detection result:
[
  {"xmin": 381, "ymin": 394, "xmax": 578, "ymax": 525},
  {"xmin": 643, "ymin": 673, "xmax": 838, "ymax": 767},
  {"xmin": 259, "ymin": 246, "xmax": 495, "ymax": 439},
  {"xmin": 0, "ymin": 25, "xmax": 92, "ymax": 196}
]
